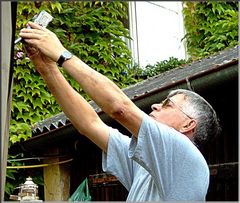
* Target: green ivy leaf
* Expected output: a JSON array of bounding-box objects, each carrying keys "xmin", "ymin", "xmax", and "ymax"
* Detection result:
[
  {"xmin": 32, "ymin": 98, "xmax": 43, "ymax": 110},
  {"xmin": 13, "ymin": 101, "xmax": 30, "ymax": 114},
  {"xmin": 9, "ymin": 135, "xmax": 20, "ymax": 144}
]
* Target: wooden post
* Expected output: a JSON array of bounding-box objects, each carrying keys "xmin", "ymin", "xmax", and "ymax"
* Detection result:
[
  {"xmin": 43, "ymin": 147, "xmax": 70, "ymax": 201},
  {"xmin": 1, "ymin": 2, "xmax": 14, "ymax": 200}
]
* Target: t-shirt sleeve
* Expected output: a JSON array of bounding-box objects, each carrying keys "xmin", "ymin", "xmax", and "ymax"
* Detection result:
[
  {"xmin": 102, "ymin": 127, "xmax": 134, "ymax": 191},
  {"xmin": 128, "ymin": 113, "xmax": 209, "ymax": 199}
]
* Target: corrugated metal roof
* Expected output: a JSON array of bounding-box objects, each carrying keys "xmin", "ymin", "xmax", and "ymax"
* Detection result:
[{"xmin": 31, "ymin": 46, "xmax": 238, "ymax": 135}]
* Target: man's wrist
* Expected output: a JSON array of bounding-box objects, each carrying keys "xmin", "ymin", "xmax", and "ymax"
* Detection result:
[{"xmin": 57, "ymin": 50, "xmax": 73, "ymax": 67}]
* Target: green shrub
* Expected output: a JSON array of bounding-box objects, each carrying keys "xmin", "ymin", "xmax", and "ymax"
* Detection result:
[{"xmin": 182, "ymin": 2, "xmax": 238, "ymax": 59}]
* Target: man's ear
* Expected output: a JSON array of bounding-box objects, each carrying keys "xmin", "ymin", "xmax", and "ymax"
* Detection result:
[{"xmin": 180, "ymin": 119, "xmax": 197, "ymax": 136}]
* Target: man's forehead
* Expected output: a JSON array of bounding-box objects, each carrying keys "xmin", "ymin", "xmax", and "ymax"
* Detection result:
[{"xmin": 167, "ymin": 93, "xmax": 187, "ymax": 104}]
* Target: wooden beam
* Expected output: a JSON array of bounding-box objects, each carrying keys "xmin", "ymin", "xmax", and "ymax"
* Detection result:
[
  {"xmin": 1, "ymin": 1, "xmax": 14, "ymax": 200},
  {"xmin": 43, "ymin": 147, "xmax": 70, "ymax": 201}
]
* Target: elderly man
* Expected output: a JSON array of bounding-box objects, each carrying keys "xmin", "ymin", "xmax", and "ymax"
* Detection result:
[{"xmin": 20, "ymin": 22, "xmax": 221, "ymax": 201}]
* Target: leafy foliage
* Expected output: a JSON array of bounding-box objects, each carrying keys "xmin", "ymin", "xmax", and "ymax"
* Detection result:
[
  {"xmin": 182, "ymin": 2, "xmax": 238, "ymax": 59},
  {"xmin": 50, "ymin": 2, "xmax": 138, "ymax": 88},
  {"xmin": 138, "ymin": 57, "xmax": 189, "ymax": 78}
]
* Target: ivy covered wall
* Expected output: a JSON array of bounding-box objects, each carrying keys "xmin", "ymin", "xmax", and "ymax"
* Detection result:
[{"xmin": 182, "ymin": 2, "xmax": 238, "ymax": 59}]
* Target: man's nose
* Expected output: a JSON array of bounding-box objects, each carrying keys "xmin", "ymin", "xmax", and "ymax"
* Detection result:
[{"xmin": 151, "ymin": 103, "xmax": 162, "ymax": 111}]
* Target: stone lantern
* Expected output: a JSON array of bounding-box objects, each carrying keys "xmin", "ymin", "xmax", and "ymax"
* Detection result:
[{"xmin": 10, "ymin": 177, "xmax": 42, "ymax": 201}]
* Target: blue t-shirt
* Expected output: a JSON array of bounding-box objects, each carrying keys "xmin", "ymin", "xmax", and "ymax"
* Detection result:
[{"xmin": 102, "ymin": 113, "xmax": 209, "ymax": 201}]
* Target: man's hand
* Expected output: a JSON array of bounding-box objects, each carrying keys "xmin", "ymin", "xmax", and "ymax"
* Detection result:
[{"xmin": 20, "ymin": 22, "xmax": 66, "ymax": 63}]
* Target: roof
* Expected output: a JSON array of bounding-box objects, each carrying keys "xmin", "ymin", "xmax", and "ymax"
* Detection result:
[
  {"xmin": 11, "ymin": 45, "xmax": 238, "ymax": 152},
  {"xmin": 32, "ymin": 45, "xmax": 238, "ymax": 134}
]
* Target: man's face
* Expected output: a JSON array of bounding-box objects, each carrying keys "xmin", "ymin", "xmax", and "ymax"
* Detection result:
[{"xmin": 149, "ymin": 94, "xmax": 192, "ymax": 132}]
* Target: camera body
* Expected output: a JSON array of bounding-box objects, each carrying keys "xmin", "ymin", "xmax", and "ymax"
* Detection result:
[
  {"xmin": 15, "ymin": 10, "xmax": 53, "ymax": 44},
  {"xmin": 30, "ymin": 10, "xmax": 53, "ymax": 28}
]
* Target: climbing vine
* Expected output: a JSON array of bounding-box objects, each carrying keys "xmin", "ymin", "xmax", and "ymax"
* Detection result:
[{"xmin": 182, "ymin": 2, "xmax": 238, "ymax": 59}]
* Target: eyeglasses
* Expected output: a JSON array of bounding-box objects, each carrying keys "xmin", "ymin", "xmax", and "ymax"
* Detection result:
[{"xmin": 161, "ymin": 97, "xmax": 193, "ymax": 119}]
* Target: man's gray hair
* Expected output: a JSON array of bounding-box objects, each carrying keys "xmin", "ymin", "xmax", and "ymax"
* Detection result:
[{"xmin": 168, "ymin": 89, "xmax": 221, "ymax": 143}]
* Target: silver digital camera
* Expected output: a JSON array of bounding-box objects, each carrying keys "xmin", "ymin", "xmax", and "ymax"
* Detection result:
[{"xmin": 15, "ymin": 10, "xmax": 53, "ymax": 44}]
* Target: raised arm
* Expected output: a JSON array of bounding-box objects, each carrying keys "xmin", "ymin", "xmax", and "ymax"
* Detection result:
[
  {"xmin": 24, "ymin": 46, "xmax": 109, "ymax": 152},
  {"xmin": 20, "ymin": 22, "xmax": 143, "ymax": 139},
  {"xmin": 61, "ymin": 55, "xmax": 143, "ymax": 136}
]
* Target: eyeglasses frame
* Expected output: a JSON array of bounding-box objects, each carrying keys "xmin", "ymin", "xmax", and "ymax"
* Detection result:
[{"xmin": 161, "ymin": 97, "xmax": 193, "ymax": 120}]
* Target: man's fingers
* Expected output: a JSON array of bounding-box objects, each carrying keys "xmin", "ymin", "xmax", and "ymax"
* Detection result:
[
  {"xmin": 23, "ymin": 38, "xmax": 38, "ymax": 46},
  {"xmin": 27, "ymin": 21, "xmax": 44, "ymax": 30},
  {"xmin": 20, "ymin": 28, "xmax": 43, "ymax": 36},
  {"xmin": 19, "ymin": 31, "xmax": 43, "ymax": 46}
]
